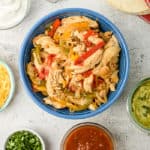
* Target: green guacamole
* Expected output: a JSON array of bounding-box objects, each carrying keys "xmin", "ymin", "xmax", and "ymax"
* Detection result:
[{"xmin": 131, "ymin": 79, "xmax": 150, "ymax": 129}]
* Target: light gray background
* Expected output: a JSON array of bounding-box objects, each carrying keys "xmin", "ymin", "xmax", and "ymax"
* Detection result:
[{"xmin": 0, "ymin": 0, "xmax": 150, "ymax": 149}]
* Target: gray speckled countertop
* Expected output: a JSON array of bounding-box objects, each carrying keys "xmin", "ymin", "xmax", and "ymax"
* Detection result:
[{"xmin": 0, "ymin": 0, "xmax": 150, "ymax": 149}]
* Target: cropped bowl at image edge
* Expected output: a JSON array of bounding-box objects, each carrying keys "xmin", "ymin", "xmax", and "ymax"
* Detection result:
[
  {"xmin": 19, "ymin": 8, "xmax": 130, "ymax": 119},
  {"xmin": 127, "ymin": 77, "xmax": 150, "ymax": 133}
]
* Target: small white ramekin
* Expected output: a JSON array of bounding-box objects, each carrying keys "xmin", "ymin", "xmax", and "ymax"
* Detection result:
[
  {"xmin": 4, "ymin": 128, "xmax": 45, "ymax": 150},
  {"xmin": 0, "ymin": 0, "xmax": 31, "ymax": 30}
]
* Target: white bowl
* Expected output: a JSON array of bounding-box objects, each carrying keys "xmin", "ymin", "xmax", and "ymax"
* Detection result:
[
  {"xmin": 0, "ymin": 59, "xmax": 15, "ymax": 112},
  {"xmin": 4, "ymin": 128, "xmax": 45, "ymax": 150},
  {"xmin": 0, "ymin": 0, "xmax": 31, "ymax": 30}
]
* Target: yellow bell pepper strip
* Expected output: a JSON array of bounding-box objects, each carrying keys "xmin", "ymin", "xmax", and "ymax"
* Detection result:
[
  {"xmin": 32, "ymin": 84, "xmax": 47, "ymax": 94},
  {"xmin": 48, "ymin": 19, "xmax": 61, "ymax": 37},
  {"xmin": 62, "ymin": 22, "xmax": 89, "ymax": 39},
  {"xmin": 32, "ymin": 46, "xmax": 42, "ymax": 64},
  {"xmin": 68, "ymin": 49, "xmax": 79, "ymax": 61},
  {"xmin": 67, "ymin": 103, "xmax": 89, "ymax": 112},
  {"xmin": 54, "ymin": 21, "xmax": 90, "ymax": 44},
  {"xmin": 66, "ymin": 94, "xmax": 94, "ymax": 112},
  {"xmin": 74, "ymin": 41, "xmax": 105, "ymax": 65}
]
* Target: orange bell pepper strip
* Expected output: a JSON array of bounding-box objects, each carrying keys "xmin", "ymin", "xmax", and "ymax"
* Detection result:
[
  {"xmin": 48, "ymin": 19, "xmax": 61, "ymax": 37},
  {"xmin": 55, "ymin": 21, "xmax": 90, "ymax": 43}
]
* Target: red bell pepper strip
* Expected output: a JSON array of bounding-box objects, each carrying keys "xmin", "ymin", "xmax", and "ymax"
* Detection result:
[
  {"xmin": 33, "ymin": 65, "xmax": 38, "ymax": 73},
  {"xmin": 38, "ymin": 67, "xmax": 50, "ymax": 80},
  {"xmin": 69, "ymin": 85, "xmax": 76, "ymax": 92},
  {"xmin": 48, "ymin": 19, "xmax": 61, "ymax": 37},
  {"xmin": 45, "ymin": 54, "xmax": 56, "ymax": 66},
  {"xmin": 92, "ymin": 75, "xmax": 104, "ymax": 88},
  {"xmin": 84, "ymin": 30, "xmax": 95, "ymax": 47},
  {"xmin": 38, "ymin": 67, "xmax": 46, "ymax": 80},
  {"xmin": 74, "ymin": 41, "xmax": 105, "ymax": 65},
  {"xmin": 38, "ymin": 54, "xmax": 56, "ymax": 80},
  {"xmin": 82, "ymin": 70, "xmax": 92, "ymax": 78},
  {"xmin": 84, "ymin": 30, "xmax": 95, "ymax": 40}
]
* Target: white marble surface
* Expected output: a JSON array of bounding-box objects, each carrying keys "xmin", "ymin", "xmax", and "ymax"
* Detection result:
[{"xmin": 0, "ymin": 0, "xmax": 150, "ymax": 149}]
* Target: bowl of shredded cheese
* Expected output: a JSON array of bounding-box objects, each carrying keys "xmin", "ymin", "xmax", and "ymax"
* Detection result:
[{"xmin": 0, "ymin": 60, "xmax": 15, "ymax": 112}]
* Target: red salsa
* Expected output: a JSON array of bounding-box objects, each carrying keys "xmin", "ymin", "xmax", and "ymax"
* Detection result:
[{"xmin": 63, "ymin": 124, "xmax": 114, "ymax": 150}]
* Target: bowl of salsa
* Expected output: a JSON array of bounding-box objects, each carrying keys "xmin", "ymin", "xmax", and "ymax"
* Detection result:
[
  {"xmin": 61, "ymin": 122, "xmax": 115, "ymax": 150},
  {"xmin": 127, "ymin": 77, "xmax": 150, "ymax": 133}
]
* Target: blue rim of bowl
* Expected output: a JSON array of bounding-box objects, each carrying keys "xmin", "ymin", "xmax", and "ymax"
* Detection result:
[
  {"xmin": 127, "ymin": 77, "xmax": 150, "ymax": 133},
  {"xmin": 19, "ymin": 8, "xmax": 130, "ymax": 119},
  {"xmin": 0, "ymin": 60, "xmax": 15, "ymax": 112}
]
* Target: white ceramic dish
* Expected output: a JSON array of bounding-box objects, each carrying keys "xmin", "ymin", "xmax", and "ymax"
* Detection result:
[
  {"xmin": 107, "ymin": 0, "xmax": 150, "ymax": 15},
  {"xmin": 0, "ymin": 0, "xmax": 31, "ymax": 30},
  {"xmin": 46, "ymin": 0, "xmax": 59, "ymax": 3},
  {"xmin": 0, "ymin": 59, "xmax": 15, "ymax": 112}
]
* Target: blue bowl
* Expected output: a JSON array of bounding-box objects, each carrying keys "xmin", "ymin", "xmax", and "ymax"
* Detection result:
[{"xmin": 19, "ymin": 8, "xmax": 130, "ymax": 119}]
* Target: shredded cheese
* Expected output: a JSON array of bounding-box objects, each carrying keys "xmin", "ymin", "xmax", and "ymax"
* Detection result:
[{"xmin": 0, "ymin": 64, "xmax": 11, "ymax": 108}]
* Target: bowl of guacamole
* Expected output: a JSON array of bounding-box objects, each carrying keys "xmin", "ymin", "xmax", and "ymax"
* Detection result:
[{"xmin": 127, "ymin": 77, "xmax": 150, "ymax": 132}]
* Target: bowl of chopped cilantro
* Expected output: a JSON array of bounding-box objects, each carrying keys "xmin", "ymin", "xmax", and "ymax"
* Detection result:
[{"xmin": 4, "ymin": 129, "xmax": 45, "ymax": 150}]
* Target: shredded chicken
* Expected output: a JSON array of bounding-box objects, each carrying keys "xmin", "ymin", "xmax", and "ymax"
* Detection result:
[
  {"xmin": 88, "ymin": 35, "xmax": 104, "ymax": 45},
  {"xmin": 83, "ymin": 75, "xmax": 94, "ymax": 93},
  {"xmin": 61, "ymin": 16, "xmax": 99, "ymax": 28},
  {"xmin": 73, "ymin": 43, "xmax": 86, "ymax": 54},
  {"xmin": 46, "ymin": 70, "xmax": 64, "ymax": 97},
  {"xmin": 93, "ymin": 36, "xmax": 120, "ymax": 75},
  {"xmin": 33, "ymin": 34, "xmax": 61, "ymax": 54},
  {"xmin": 73, "ymin": 30, "xmax": 85, "ymax": 41}
]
